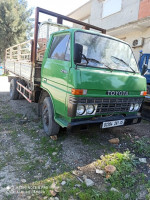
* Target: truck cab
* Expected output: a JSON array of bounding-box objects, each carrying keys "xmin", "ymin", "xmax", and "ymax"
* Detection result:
[
  {"xmin": 40, "ymin": 28, "xmax": 147, "ymax": 134},
  {"xmin": 138, "ymin": 52, "xmax": 150, "ymax": 92}
]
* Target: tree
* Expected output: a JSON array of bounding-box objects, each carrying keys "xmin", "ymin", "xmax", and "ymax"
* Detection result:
[{"xmin": 0, "ymin": 0, "xmax": 33, "ymax": 61}]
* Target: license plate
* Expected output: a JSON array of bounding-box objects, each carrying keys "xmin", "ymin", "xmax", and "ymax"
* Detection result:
[{"xmin": 102, "ymin": 119, "xmax": 125, "ymax": 128}]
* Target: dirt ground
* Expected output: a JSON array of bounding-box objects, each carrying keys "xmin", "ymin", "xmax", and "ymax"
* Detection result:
[{"xmin": 0, "ymin": 76, "xmax": 149, "ymax": 200}]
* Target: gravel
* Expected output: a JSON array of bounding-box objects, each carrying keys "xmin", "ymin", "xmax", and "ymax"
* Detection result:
[{"xmin": 0, "ymin": 76, "xmax": 149, "ymax": 199}]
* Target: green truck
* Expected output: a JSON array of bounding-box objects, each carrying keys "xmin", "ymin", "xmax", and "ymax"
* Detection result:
[{"xmin": 5, "ymin": 7, "xmax": 147, "ymax": 136}]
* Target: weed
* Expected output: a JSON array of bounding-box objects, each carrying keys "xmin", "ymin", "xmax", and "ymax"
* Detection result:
[
  {"xmin": 133, "ymin": 137, "xmax": 150, "ymax": 157},
  {"xmin": 22, "ymin": 159, "xmax": 41, "ymax": 173},
  {"xmin": 18, "ymin": 150, "xmax": 31, "ymax": 159},
  {"xmin": 10, "ymin": 129, "xmax": 19, "ymax": 144},
  {"xmin": 142, "ymin": 120, "xmax": 149, "ymax": 124},
  {"xmin": 79, "ymin": 190, "xmax": 123, "ymax": 200},
  {"xmin": 38, "ymin": 121, "xmax": 43, "ymax": 129},
  {"xmin": 3, "ymin": 195, "xmax": 14, "ymax": 200},
  {"xmin": 11, "ymin": 130, "xmax": 18, "ymax": 137},
  {"xmin": 146, "ymin": 180, "xmax": 150, "ymax": 200},
  {"xmin": 78, "ymin": 131, "xmax": 99, "ymax": 145},
  {"xmin": 1, "ymin": 184, "xmax": 7, "ymax": 188},
  {"xmin": 15, "ymin": 113, "xmax": 23, "ymax": 118},
  {"xmin": 2, "ymin": 112, "xmax": 14, "ymax": 119},
  {"xmin": 22, "ymin": 126, "xmax": 38, "ymax": 139},
  {"xmin": 30, "ymin": 129, "xmax": 38, "ymax": 138},
  {"xmin": 22, "ymin": 127, "xmax": 29, "ymax": 133},
  {"xmin": 26, "ymin": 171, "xmax": 124, "ymax": 200},
  {"xmin": 95, "ymin": 151, "xmax": 146, "ymax": 199},
  {"xmin": 5, "ymin": 153, "xmax": 14, "ymax": 163},
  {"xmin": 0, "ymin": 162, "xmax": 6, "ymax": 170},
  {"xmin": 39, "ymin": 137, "xmax": 61, "ymax": 162}
]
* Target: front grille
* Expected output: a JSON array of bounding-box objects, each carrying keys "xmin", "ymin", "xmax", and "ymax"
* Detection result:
[
  {"xmin": 75, "ymin": 97, "xmax": 144, "ymax": 114},
  {"xmin": 68, "ymin": 96, "xmax": 144, "ymax": 117},
  {"xmin": 95, "ymin": 97, "xmax": 143, "ymax": 114}
]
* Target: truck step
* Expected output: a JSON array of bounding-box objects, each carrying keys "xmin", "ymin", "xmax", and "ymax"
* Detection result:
[{"xmin": 17, "ymin": 81, "xmax": 32, "ymax": 103}]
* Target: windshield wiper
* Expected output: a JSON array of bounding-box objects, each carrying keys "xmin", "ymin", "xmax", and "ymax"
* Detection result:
[
  {"xmin": 82, "ymin": 54, "xmax": 113, "ymax": 71},
  {"xmin": 111, "ymin": 56, "xmax": 136, "ymax": 73}
]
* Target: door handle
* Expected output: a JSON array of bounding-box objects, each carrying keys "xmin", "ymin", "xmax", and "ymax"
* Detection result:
[{"xmin": 60, "ymin": 69, "xmax": 68, "ymax": 74}]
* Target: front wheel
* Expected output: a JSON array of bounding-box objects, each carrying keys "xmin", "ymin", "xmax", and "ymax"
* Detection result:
[{"xmin": 42, "ymin": 97, "xmax": 60, "ymax": 136}]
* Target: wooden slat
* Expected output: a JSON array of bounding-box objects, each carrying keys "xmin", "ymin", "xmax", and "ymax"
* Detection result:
[{"xmin": 5, "ymin": 40, "xmax": 32, "ymax": 62}]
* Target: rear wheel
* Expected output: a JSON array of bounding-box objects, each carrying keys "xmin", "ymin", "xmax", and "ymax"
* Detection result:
[
  {"xmin": 42, "ymin": 97, "xmax": 60, "ymax": 136},
  {"xmin": 10, "ymin": 78, "xmax": 19, "ymax": 100}
]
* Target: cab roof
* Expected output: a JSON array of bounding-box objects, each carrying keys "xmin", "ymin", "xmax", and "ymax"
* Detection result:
[{"xmin": 52, "ymin": 28, "xmax": 129, "ymax": 46}]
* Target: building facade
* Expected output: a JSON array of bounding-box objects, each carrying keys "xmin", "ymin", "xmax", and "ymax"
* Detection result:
[{"xmin": 68, "ymin": 0, "xmax": 150, "ymax": 60}]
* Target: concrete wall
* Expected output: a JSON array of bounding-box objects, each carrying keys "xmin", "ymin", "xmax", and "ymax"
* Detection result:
[
  {"xmin": 72, "ymin": 15, "xmax": 91, "ymax": 29},
  {"xmin": 89, "ymin": 0, "xmax": 150, "ymax": 61},
  {"xmin": 68, "ymin": 0, "xmax": 150, "ymax": 61},
  {"xmin": 90, "ymin": 0, "xmax": 140, "ymax": 29}
]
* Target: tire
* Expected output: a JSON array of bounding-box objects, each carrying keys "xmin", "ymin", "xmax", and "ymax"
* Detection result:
[
  {"xmin": 10, "ymin": 78, "xmax": 19, "ymax": 100},
  {"xmin": 147, "ymin": 85, "xmax": 150, "ymax": 94},
  {"xmin": 42, "ymin": 97, "xmax": 60, "ymax": 136}
]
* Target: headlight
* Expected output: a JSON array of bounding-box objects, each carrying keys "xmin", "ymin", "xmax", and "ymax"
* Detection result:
[
  {"xmin": 86, "ymin": 105, "xmax": 95, "ymax": 114},
  {"xmin": 129, "ymin": 104, "xmax": 134, "ymax": 112},
  {"xmin": 76, "ymin": 105, "xmax": 85, "ymax": 115},
  {"xmin": 134, "ymin": 103, "xmax": 140, "ymax": 111}
]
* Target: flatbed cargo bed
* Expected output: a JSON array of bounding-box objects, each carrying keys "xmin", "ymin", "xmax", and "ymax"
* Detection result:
[{"xmin": 5, "ymin": 7, "xmax": 106, "ymax": 95}]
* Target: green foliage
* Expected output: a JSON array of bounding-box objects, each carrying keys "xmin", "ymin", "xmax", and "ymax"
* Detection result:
[
  {"xmin": 146, "ymin": 180, "xmax": 150, "ymax": 200},
  {"xmin": 133, "ymin": 137, "xmax": 150, "ymax": 157},
  {"xmin": 79, "ymin": 190, "xmax": 123, "ymax": 200},
  {"xmin": 95, "ymin": 151, "xmax": 146, "ymax": 199},
  {"xmin": 29, "ymin": 171, "xmax": 123, "ymax": 200},
  {"xmin": 17, "ymin": 150, "xmax": 31, "ymax": 159},
  {"xmin": 96, "ymin": 151, "xmax": 134, "ymax": 169},
  {"xmin": 0, "ymin": 0, "xmax": 33, "ymax": 60}
]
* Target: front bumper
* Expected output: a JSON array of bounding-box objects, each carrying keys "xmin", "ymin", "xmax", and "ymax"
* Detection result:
[
  {"xmin": 141, "ymin": 96, "xmax": 150, "ymax": 120},
  {"xmin": 144, "ymin": 95, "xmax": 150, "ymax": 103},
  {"xmin": 68, "ymin": 114, "xmax": 141, "ymax": 127}
]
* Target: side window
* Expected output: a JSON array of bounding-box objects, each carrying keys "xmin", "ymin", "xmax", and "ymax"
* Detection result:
[
  {"xmin": 49, "ymin": 34, "xmax": 70, "ymax": 61},
  {"xmin": 65, "ymin": 41, "xmax": 70, "ymax": 61}
]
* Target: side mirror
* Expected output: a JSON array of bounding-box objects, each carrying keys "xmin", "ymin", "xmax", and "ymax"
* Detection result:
[
  {"xmin": 74, "ymin": 43, "xmax": 83, "ymax": 64},
  {"xmin": 141, "ymin": 64, "xmax": 148, "ymax": 76}
]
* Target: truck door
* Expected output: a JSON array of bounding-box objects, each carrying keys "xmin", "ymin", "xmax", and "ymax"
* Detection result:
[
  {"xmin": 145, "ymin": 55, "xmax": 150, "ymax": 84},
  {"xmin": 41, "ymin": 33, "xmax": 71, "ymax": 116},
  {"xmin": 140, "ymin": 54, "xmax": 150, "ymax": 84}
]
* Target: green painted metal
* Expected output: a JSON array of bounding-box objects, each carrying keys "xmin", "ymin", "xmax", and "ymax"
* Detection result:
[
  {"xmin": 41, "ymin": 29, "xmax": 147, "ymax": 127},
  {"xmin": 67, "ymin": 67, "xmax": 146, "ymax": 95}
]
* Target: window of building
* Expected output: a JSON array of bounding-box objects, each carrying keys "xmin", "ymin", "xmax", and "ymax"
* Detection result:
[
  {"xmin": 49, "ymin": 34, "xmax": 70, "ymax": 61},
  {"xmin": 102, "ymin": 0, "xmax": 122, "ymax": 18}
]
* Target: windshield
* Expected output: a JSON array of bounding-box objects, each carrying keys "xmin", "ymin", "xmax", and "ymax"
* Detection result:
[{"xmin": 75, "ymin": 31, "xmax": 138, "ymax": 73}]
